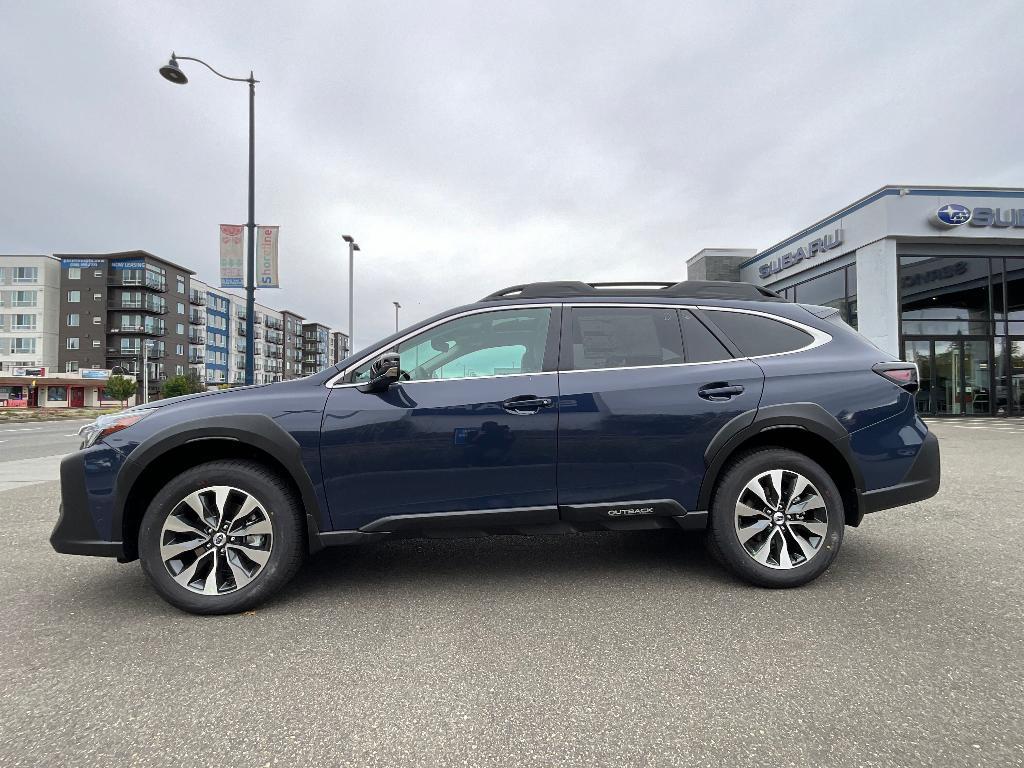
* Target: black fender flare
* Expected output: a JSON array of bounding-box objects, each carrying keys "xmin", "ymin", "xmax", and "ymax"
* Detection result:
[
  {"xmin": 696, "ymin": 402, "xmax": 865, "ymax": 512},
  {"xmin": 113, "ymin": 414, "xmax": 326, "ymax": 554}
]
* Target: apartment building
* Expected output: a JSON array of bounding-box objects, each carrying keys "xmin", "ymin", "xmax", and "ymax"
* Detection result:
[
  {"xmin": 282, "ymin": 310, "xmax": 305, "ymax": 379},
  {"xmin": 0, "ymin": 255, "xmax": 61, "ymax": 374},
  {"xmin": 330, "ymin": 330, "xmax": 351, "ymax": 365},
  {"xmin": 301, "ymin": 322, "xmax": 331, "ymax": 375},
  {"xmin": 54, "ymin": 251, "xmax": 193, "ymax": 400}
]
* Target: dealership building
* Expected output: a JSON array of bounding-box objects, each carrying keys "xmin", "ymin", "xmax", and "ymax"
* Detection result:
[{"xmin": 689, "ymin": 185, "xmax": 1024, "ymax": 417}]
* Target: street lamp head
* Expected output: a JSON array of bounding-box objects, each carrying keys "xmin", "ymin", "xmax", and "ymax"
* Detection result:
[
  {"xmin": 342, "ymin": 235, "xmax": 354, "ymax": 244},
  {"xmin": 159, "ymin": 55, "xmax": 188, "ymax": 85},
  {"xmin": 393, "ymin": 301, "xmax": 401, "ymax": 309},
  {"xmin": 352, "ymin": 243, "xmax": 361, "ymax": 252}
]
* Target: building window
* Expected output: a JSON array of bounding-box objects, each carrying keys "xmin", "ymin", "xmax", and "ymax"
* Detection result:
[
  {"xmin": 899, "ymin": 256, "xmax": 990, "ymax": 336},
  {"xmin": 67, "ymin": 267, "xmax": 81, "ymax": 280},
  {"xmin": 13, "ymin": 267, "xmax": 38, "ymax": 283},
  {"xmin": 176, "ymin": 365, "xmax": 184, "ymax": 376},
  {"xmin": 13, "ymin": 338, "xmax": 36, "ymax": 354},
  {"xmin": 92, "ymin": 340, "xmax": 101, "ymax": 348},
  {"xmin": 66, "ymin": 361, "xmax": 79, "ymax": 373},
  {"xmin": 790, "ymin": 263, "xmax": 857, "ymax": 327},
  {"xmin": 176, "ymin": 323, "xmax": 184, "ymax": 335},
  {"xmin": 93, "ymin": 293, "xmax": 102, "ymax": 301},
  {"xmin": 48, "ymin": 386, "xmax": 68, "ymax": 402},
  {"xmin": 177, "ymin": 302, "xmax": 185, "ymax": 315},
  {"xmin": 94, "ymin": 270, "xmax": 103, "ymax": 278},
  {"xmin": 177, "ymin": 276, "xmax": 185, "ymax": 294},
  {"xmin": 67, "ymin": 313, "xmax": 80, "ymax": 327},
  {"xmin": 92, "ymin": 316, "xmax": 102, "ymax": 325},
  {"xmin": 67, "ymin": 290, "xmax": 81, "ymax": 303},
  {"xmin": 12, "ymin": 314, "xmax": 36, "ymax": 330},
  {"xmin": 12, "ymin": 291, "xmax": 36, "ymax": 307},
  {"xmin": 67, "ymin": 337, "xmax": 80, "ymax": 350},
  {"xmin": 176, "ymin": 344, "xmax": 184, "ymax": 355}
]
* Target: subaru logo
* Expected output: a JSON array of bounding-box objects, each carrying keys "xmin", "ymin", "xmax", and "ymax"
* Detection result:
[{"xmin": 932, "ymin": 204, "xmax": 971, "ymax": 228}]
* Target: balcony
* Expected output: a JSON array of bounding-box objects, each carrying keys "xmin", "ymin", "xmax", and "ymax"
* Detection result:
[
  {"xmin": 189, "ymin": 312, "xmax": 206, "ymax": 326},
  {"xmin": 109, "ymin": 296, "xmax": 166, "ymax": 314},
  {"xmin": 189, "ymin": 352, "xmax": 206, "ymax": 364},
  {"xmin": 109, "ymin": 324, "xmax": 166, "ymax": 337},
  {"xmin": 189, "ymin": 331, "xmax": 206, "ymax": 344},
  {"xmin": 189, "ymin": 291, "xmax": 207, "ymax": 306},
  {"xmin": 253, "ymin": 315, "xmax": 263, "ymax": 324},
  {"xmin": 108, "ymin": 347, "xmax": 166, "ymax": 359},
  {"xmin": 236, "ymin": 324, "xmax": 247, "ymax": 336},
  {"xmin": 108, "ymin": 274, "xmax": 166, "ymax": 292}
]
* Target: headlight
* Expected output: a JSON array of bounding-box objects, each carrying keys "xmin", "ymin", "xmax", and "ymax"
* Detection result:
[{"xmin": 78, "ymin": 410, "xmax": 151, "ymax": 449}]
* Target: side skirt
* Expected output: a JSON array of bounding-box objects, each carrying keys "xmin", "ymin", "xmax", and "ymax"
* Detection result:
[{"xmin": 313, "ymin": 502, "xmax": 708, "ymax": 548}]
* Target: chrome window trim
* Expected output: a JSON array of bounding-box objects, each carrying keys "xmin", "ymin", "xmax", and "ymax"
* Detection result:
[
  {"xmin": 325, "ymin": 303, "xmax": 559, "ymax": 388},
  {"xmin": 325, "ymin": 301, "xmax": 831, "ymax": 387}
]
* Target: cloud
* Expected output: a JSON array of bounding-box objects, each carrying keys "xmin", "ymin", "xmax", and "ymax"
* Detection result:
[{"xmin": 1, "ymin": 0, "xmax": 1021, "ymax": 347}]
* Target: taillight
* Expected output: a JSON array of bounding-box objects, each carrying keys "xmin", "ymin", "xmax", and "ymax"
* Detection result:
[{"xmin": 872, "ymin": 362, "xmax": 919, "ymax": 393}]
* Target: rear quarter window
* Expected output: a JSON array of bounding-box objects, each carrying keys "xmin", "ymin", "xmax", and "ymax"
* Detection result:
[{"xmin": 705, "ymin": 310, "xmax": 814, "ymax": 357}]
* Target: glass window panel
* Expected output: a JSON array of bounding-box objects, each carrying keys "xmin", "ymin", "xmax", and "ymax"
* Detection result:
[
  {"xmin": 680, "ymin": 310, "xmax": 731, "ymax": 363},
  {"xmin": 901, "ymin": 320, "xmax": 992, "ymax": 336},
  {"xmin": 794, "ymin": 268, "xmax": 846, "ymax": 313},
  {"xmin": 569, "ymin": 307, "xmax": 683, "ymax": 370},
  {"xmin": 706, "ymin": 311, "xmax": 813, "ymax": 357},
  {"xmin": 351, "ymin": 308, "xmax": 551, "ymax": 382},
  {"xmin": 900, "ymin": 257, "xmax": 989, "ymax": 321}
]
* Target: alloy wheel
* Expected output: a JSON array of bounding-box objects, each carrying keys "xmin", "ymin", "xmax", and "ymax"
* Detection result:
[
  {"xmin": 159, "ymin": 485, "xmax": 274, "ymax": 595},
  {"xmin": 734, "ymin": 469, "xmax": 829, "ymax": 570}
]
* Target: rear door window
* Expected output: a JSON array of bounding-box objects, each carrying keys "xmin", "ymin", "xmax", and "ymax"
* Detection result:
[
  {"xmin": 567, "ymin": 307, "xmax": 683, "ymax": 370},
  {"xmin": 703, "ymin": 310, "xmax": 814, "ymax": 357},
  {"xmin": 680, "ymin": 310, "xmax": 732, "ymax": 363}
]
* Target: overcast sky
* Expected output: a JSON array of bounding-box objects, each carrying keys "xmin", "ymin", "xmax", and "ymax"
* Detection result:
[{"xmin": 2, "ymin": 1, "xmax": 1021, "ymax": 349}]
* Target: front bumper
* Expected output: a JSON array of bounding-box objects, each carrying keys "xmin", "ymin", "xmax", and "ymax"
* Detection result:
[
  {"xmin": 50, "ymin": 447, "xmax": 126, "ymax": 559},
  {"xmin": 859, "ymin": 430, "xmax": 941, "ymax": 514}
]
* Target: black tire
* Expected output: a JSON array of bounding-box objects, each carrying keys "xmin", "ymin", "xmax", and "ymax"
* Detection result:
[
  {"xmin": 707, "ymin": 447, "xmax": 844, "ymax": 588},
  {"xmin": 139, "ymin": 460, "xmax": 305, "ymax": 615}
]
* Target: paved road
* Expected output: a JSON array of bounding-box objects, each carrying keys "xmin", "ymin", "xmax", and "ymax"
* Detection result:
[
  {"xmin": 0, "ymin": 420, "xmax": 1021, "ymax": 766},
  {"xmin": 0, "ymin": 419, "xmax": 91, "ymax": 492}
]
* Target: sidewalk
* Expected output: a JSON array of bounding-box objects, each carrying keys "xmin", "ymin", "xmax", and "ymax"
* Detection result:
[
  {"xmin": 0, "ymin": 408, "xmax": 118, "ymax": 425},
  {"xmin": 0, "ymin": 453, "xmax": 66, "ymax": 492}
]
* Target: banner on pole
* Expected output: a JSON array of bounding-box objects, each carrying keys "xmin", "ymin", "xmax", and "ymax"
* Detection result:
[
  {"xmin": 257, "ymin": 226, "xmax": 280, "ymax": 288},
  {"xmin": 219, "ymin": 225, "xmax": 245, "ymax": 288}
]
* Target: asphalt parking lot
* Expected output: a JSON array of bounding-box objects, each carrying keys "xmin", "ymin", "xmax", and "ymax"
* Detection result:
[{"xmin": 0, "ymin": 420, "xmax": 1021, "ymax": 767}]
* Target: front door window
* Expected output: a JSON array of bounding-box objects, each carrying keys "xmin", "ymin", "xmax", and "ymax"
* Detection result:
[{"xmin": 351, "ymin": 307, "xmax": 551, "ymax": 383}]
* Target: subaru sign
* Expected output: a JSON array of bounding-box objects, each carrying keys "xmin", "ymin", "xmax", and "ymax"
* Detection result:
[
  {"xmin": 758, "ymin": 229, "xmax": 844, "ymax": 279},
  {"xmin": 932, "ymin": 204, "xmax": 971, "ymax": 227},
  {"xmin": 930, "ymin": 203, "xmax": 1024, "ymax": 229}
]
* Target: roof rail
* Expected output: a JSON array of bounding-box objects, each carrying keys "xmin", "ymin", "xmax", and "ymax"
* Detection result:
[{"xmin": 479, "ymin": 280, "xmax": 784, "ymax": 302}]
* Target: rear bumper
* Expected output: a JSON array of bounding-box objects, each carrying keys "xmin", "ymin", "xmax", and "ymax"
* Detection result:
[
  {"xmin": 50, "ymin": 450, "xmax": 126, "ymax": 559},
  {"xmin": 859, "ymin": 430, "xmax": 941, "ymax": 514}
]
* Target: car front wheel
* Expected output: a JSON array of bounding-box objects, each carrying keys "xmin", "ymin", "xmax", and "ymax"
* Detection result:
[
  {"xmin": 138, "ymin": 460, "xmax": 304, "ymax": 614},
  {"xmin": 707, "ymin": 448, "xmax": 844, "ymax": 588}
]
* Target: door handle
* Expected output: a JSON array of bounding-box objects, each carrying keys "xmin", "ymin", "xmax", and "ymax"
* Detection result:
[
  {"xmin": 502, "ymin": 395, "xmax": 554, "ymax": 414},
  {"xmin": 698, "ymin": 383, "xmax": 745, "ymax": 401}
]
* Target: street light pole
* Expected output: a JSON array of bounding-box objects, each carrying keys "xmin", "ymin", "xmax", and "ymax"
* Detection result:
[
  {"xmin": 393, "ymin": 301, "xmax": 401, "ymax": 332},
  {"xmin": 342, "ymin": 236, "xmax": 360, "ymax": 350},
  {"xmin": 159, "ymin": 52, "xmax": 258, "ymax": 386}
]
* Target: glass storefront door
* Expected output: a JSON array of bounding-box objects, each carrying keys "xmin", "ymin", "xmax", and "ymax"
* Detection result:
[
  {"xmin": 995, "ymin": 337, "xmax": 1024, "ymax": 416},
  {"xmin": 903, "ymin": 338, "xmax": 992, "ymax": 416}
]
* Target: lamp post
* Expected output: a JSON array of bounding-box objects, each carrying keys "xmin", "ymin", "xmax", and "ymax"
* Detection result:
[
  {"xmin": 342, "ymin": 235, "xmax": 360, "ymax": 349},
  {"xmin": 393, "ymin": 301, "xmax": 401, "ymax": 332},
  {"xmin": 159, "ymin": 52, "xmax": 258, "ymax": 386}
]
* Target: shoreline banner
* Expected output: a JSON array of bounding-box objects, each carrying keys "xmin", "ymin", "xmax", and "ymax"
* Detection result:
[
  {"xmin": 219, "ymin": 224, "xmax": 245, "ymax": 288},
  {"xmin": 257, "ymin": 226, "xmax": 280, "ymax": 288}
]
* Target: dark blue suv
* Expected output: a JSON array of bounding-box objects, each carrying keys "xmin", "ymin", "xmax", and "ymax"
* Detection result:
[{"xmin": 51, "ymin": 280, "xmax": 940, "ymax": 614}]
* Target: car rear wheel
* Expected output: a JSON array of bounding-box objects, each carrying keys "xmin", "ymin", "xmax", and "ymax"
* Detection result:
[
  {"xmin": 707, "ymin": 448, "xmax": 844, "ymax": 588},
  {"xmin": 139, "ymin": 460, "xmax": 304, "ymax": 614}
]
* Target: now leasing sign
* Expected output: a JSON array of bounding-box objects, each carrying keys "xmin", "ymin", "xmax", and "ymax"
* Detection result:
[
  {"xmin": 257, "ymin": 226, "xmax": 280, "ymax": 288},
  {"xmin": 219, "ymin": 225, "xmax": 245, "ymax": 288}
]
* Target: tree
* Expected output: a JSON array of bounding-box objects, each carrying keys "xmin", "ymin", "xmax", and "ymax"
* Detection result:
[
  {"xmin": 161, "ymin": 372, "xmax": 206, "ymax": 399},
  {"xmin": 105, "ymin": 375, "xmax": 138, "ymax": 408}
]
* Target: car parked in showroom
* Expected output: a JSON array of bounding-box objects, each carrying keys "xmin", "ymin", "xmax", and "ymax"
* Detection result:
[{"xmin": 52, "ymin": 280, "xmax": 940, "ymax": 614}]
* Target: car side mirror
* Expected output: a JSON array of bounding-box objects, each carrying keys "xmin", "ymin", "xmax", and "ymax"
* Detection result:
[{"xmin": 358, "ymin": 352, "xmax": 402, "ymax": 393}]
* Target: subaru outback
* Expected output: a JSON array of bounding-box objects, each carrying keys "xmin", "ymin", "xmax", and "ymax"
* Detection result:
[{"xmin": 51, "ymin": 280, "xmax": 940, "ymax": 614}]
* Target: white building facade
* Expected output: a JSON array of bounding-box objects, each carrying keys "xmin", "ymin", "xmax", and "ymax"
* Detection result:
[{"xmin": 0, "ymin": 255, "xmax": 61, "ymax": 375}]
